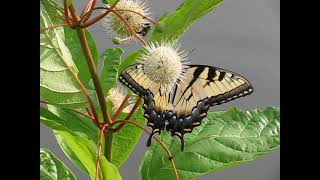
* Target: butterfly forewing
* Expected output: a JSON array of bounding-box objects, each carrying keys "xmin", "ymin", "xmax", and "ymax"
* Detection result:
[{"xmin": 186, "ymin": 65, "xmax": 253, "ymax": 106}]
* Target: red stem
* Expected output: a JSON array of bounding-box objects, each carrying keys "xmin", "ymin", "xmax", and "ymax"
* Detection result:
[
  {"xmin": 47, "ymin": 12, "xmax": 66, "ymax": 21},
  {"xmin": 40, "ymin": 23, "xmax": 68, "ymax": 32},
  {"xmin": 112, "ymin": 97, "xmax": 142, "ymax": 132},
  {"xmin": 40, "ymin": 100, "xmax": 101, "ymax": 128},
  {"xmin": 95, "ymin": 124, "xmax": 108, "ymax": 180},
  {"xmin": 111, "ymin": 120, "xmax": 180, "ymax": 180},
  {"xmin": 63, "ymin": 0, "xmax": 75, "ymax": 28},
  {"xmin": 111, "ymin": 95, "xmax": 130, "ymax": 122},
  {"xmin": 69, "ymin": 4, "xmax": 81, "ymax": 22},
  {"xmin": 80, "ymin": 0, "xmax": 120, "ymax": 28},
  {"xmin": 67, "ymin": 109, "xmax": 101, "ymax": 128}
]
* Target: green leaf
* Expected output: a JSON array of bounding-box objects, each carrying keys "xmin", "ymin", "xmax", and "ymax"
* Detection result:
[
  {"xmin": 55, "ymin": 131, "xmax": 122, "ymax": 180},
  {"xmin": 118, "ymin": 50, "xmax": 142, "ymax": 74},
  {"xmin": 111, "ymin": 109, "xmax": 146, "ymax": 167},
  {"xmin": 100, "ymin": 48, "xmax": 124, "ymax": 95},
  {"xmin": 40, "ymin": 106, "xmax": 99, "ymax": 141},
  {"xmin": 40, "ymin": 105, "xmax": 122, "ymax": 180},
  {"xmin": 149, "ymin": 0, "xmax": 224, "ymax": 42},
  {"xmin": 120, "ymin": 0, "xmax": 224, "ymax": 72},
  {"xmin": 40, "ymin": 105, "xmax": 99, "ymax": 174},
  {"xmin": 40, "ymin": 3, "xmax": 87, "ymax": 108},
  {"xmin": 41, "ymin": 0, "xmax": 64, "ymax": 38},
  {"xmin": 42, "ymin": 0, "xmax": 99, "ymax": 85},
  {"xmin": 104, "ymin": 0, "xmax": 117, "ymax": 5},
  {"xmin": 139, "ymin": 107, "xmax": 280, "ymax": 180},
  {"xmin": 40, "ymin": 148, "xmax": 76, "ymax": 180}
]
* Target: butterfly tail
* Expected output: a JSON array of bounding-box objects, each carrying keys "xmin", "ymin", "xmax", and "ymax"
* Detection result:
[{"xmin": 146, "ymin": 129, "xmax": 160, "ymax": 147}]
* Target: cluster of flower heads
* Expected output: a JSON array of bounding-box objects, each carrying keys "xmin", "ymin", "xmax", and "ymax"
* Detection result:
[
  {"xmin": 104, "ymin": 0, "xmax": 190, "ymax": 108},
  {"xmin": 101, "ymin": 0, "xmax": 151, "ymax": 43}
]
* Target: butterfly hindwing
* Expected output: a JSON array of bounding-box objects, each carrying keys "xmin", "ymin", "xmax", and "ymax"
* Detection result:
[{"xmin": 119, "ymin": 64, "xmax": 253, "ymax": 151}]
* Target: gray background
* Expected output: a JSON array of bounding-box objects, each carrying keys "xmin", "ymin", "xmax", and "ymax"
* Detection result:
[{"xmin": 40, "ymin": 0, "xmax": 280, "ymax": 179}]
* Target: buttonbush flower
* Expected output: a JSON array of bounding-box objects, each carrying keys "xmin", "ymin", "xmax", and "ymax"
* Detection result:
[
  {"xmin": 101, "ymin": 0, "xmax": 151, "ymax": 43},
  {"xmin": 139, "ymin": 41, "xmax": 189, "ymax": 94}
]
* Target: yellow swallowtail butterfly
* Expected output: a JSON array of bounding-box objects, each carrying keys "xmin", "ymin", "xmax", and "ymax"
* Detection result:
[{"xmin": 119, "ymin": 64, "xmax": 253, "ymax": 151}]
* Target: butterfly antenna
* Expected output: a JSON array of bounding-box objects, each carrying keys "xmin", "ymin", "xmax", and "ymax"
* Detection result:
[{"xmin": 146, "ymin": 129, "xmax": 160, "ymax": 147}]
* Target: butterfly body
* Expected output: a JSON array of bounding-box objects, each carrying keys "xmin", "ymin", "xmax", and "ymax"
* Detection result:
[{"xmin": 119, "ymin": 64, "xmax": 253, "ymax": 151}]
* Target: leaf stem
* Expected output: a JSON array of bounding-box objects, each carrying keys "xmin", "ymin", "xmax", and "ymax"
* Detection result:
[
  {"xmin": 111, "ymin": 119, "xmax": 180, "ymax": 180},
  {"xmin": 95, "ymin": 124, "xmax": 108, "ymax": 180},
  {"xmin": 40, "ymin": 100, "xmax": 101, "ymax": 128},
  {"xmin": 68, "ymin": 4, "xmax": 81, "ymax": 22},
  {"xmin": 80, "ymin": 0, "xmax": 96, "ymax": 21},
  {"xmin": 40, "ymin": 23, "xmax": 68, "ymax": 32},
  {"xmin": 111, "ymin": 95, "xmax": 130, "ymax": 122},
  {"xmin": 80, "ymin": 0, "xmax": 120, "ymax": 27},
  {"xmin": 67, "ymin": 109, "xmax": 101, "ymax": 128},
  {"xmin": 47, "ymin": 12, "xmax": 65, "ymax": 21},
  {"xmin": 111, "ymin": 97, "xmax": 142, "ymax": 132},
  {"xmin": 63, "ymin": 0, "xmax": 75, "ymax": 28}
]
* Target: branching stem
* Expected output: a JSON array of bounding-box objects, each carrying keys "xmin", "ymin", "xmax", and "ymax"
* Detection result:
[
  {"xmin": 111, "ymin": 120, "xmax": 180, "ymax": 180},
  {"xmin": 112, "ymin": 97, "xmax": 142, "ymax": 132}
]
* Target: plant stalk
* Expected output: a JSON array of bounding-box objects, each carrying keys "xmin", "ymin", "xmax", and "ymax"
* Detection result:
[
  {"xmin": 76, "ymin": 28, "xmax": 111, "ymax": 125},
  {"xmin": 105, "ymin": 129, "xmax": 113, "ymax": 163},
  {"xmin": 76, "ymin": 28, "xmax": 113, "ymax": 162}
]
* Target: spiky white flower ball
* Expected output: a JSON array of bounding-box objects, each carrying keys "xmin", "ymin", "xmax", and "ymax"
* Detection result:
[
  {"xmin": 139, "ymin": 41, "xmax": 189, "ymax": 94},
  {"xmin": 105, "ymin": 84, "xmax": 134, "ymax": 113},
  {"xmin": 101, "ymin": 0, "xmax": 151, "ymax": 41}
]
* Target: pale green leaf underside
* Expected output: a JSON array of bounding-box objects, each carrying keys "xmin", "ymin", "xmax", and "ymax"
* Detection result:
[
  {"xmin": 40, "ymin": 148, "xmax": 76, "ymax": 180},
  {"xmin": 40, "ymin": 2, "xmax": 87, "ymax": 108},
  {"xmin": 40, "ymin": 105, "xmax": 122, "ymax": 180},
  {"xmin": 54, "ymin": 131, "xmax": 122, "ymax": 180},
  {"xmin": 42, "ymin": 0, "xmax": 99, "ymax": 85},
  {"xmin": 139, "ymin": 107, "xmax": 280, "ymax": 180},
  {"xmin": 41, "ymin": 105, "xmax": 98, "ymax": 175}
]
